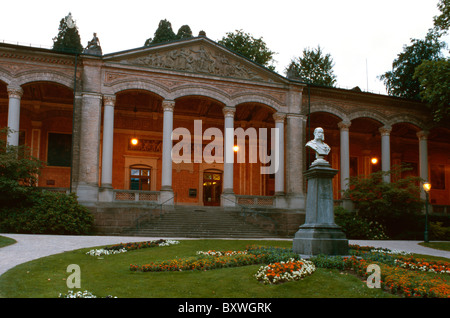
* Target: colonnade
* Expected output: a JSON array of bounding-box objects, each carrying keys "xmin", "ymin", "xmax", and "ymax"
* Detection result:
[{"xmin": 4, "ymin": 83, "xmax": 431, "ymax": 205}]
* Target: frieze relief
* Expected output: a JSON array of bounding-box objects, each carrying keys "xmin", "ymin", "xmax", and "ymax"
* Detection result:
[{"xmin": 123, "ymin": 45, "xmax": 269, "ymax": 82}]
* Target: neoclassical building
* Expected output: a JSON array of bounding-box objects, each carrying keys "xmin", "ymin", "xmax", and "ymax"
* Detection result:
[{"xmin": 1, "ymin": 34, "xmax": 449, "ymax": 233}]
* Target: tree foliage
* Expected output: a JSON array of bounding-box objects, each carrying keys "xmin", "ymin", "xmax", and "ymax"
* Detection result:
[
  {"xmin": 218, "ymin": 29, "xmax": 276, "ymax": 70},
  {"xmin": 414, "ymin": 58, "xmax": 450, "ymax": 123},
  {"xmin": 434, "ymin": 0, "xmax": 450, "ymax": 34},
  {"xmin": 145, "ymin": 19, "xmax": 193, "ymax": 46},
  {"xmin": 286, "ymin": 45, "xmax": 337, "ymax": 86},
  {"xmin": 379, "ymin": 30, "xmax": 445, "ymax": 100},
  {"xmin": 52, "ymin": 12, "xmax": 83, "ymax": 53},
  {"xmin": 0, "ymin": 128, "xmax": 43, "ymax": 208}
]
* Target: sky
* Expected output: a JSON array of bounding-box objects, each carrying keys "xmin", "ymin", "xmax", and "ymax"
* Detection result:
[{"xmin": 0, "ymin": 0, "xmax": 446, "ymax": 95}]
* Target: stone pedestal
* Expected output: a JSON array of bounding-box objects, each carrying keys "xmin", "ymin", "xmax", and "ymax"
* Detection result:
[{"xmin": 293, "ymin": 161, "xmax": 348, "ymax": 256}]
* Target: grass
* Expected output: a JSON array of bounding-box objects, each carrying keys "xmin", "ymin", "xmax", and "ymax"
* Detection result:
[
  {"xmin": 0, "ymin": 239, "xmax": 396, "ymax": 298},
  {"xmin": 0, "ymin": 235, "xmax": 16, "ymax": 248},
  {"xmin": 419, "ymin": 241, "xmax": 450, "ymax": 252}
]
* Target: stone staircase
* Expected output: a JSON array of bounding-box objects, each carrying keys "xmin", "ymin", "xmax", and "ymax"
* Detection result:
[{"xmin": 123, "ymin": 205, "xmax": 280, "ymax": 238}]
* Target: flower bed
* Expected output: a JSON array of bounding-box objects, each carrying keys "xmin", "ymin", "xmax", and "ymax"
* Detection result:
[
  {"xmin": 309, "ymin": 245, "xmax": 450, "ymax": 298},
  {"xmin": 86, "ymin": 239, "xmax": 179, "ymax": 256},
  {"xmin": 394, "ymin": 257, "xmax": 450, "ymax": 274},
  {"xmin": 255, "ymin": 259, "xmax": 316, "ymax": 284},
  {"xmin": 130, "ymin": 253, "xmax": 266, "ymax": 272}
]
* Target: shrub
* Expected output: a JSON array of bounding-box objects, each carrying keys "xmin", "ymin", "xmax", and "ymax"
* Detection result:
[
  {"xmin": 429, "ymin": 222, "xmax": 450, "ymax": 241},
  {"xmin": 343, "ymin": 166, "xmax": 423, "ymax": 239},
  {"xmin": 334, "ymin": 207, "xmax": 389, "ymax": 239},
  {"xmin": 0, "ymin": 191, "xmax": 93, "ymax": 235}
]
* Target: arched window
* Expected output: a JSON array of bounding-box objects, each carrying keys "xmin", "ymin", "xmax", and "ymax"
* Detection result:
[{"xmin": 130, "ymin": 165, "xmax": 152, "ymax": 191}]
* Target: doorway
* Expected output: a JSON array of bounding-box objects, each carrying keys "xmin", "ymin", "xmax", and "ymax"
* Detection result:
[{"xmin": 203, "ymin": 171, "xmax": 222, "ymax": 206}]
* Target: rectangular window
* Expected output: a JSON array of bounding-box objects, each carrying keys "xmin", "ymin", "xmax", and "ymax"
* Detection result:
[{"xmin": 47, "ymin": 133, "xmax": 71, "ymax": 167}]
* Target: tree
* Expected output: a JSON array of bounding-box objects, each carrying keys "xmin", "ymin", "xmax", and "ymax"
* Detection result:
[
  {"xmin": 379, "ymin": 30, "xmax": 445, "ymax": 100},
  {"xmin": 52, "ymin": 12, "xmax": 83, "ymax": 53},
  {"xmin": 434, "ymin": 0, "xmax": 450, "ymax": 34},
  {"xmin": 414, "ymin": 58, "xmax": 450, "ymax": 123},
  {"xmin": 218, "ymin": 30, "xmax": 276, "ymax": 70},
  {"xmin": 286, "ymin": 45, "xmax": 337, "ymax": 86},
  {"xmin": 176, "ymin": 25, "xmax": 193, "ymax": 40},
  {"xmin": 145, "ymin": 19, "xmax": 194, "ymax": 46}
]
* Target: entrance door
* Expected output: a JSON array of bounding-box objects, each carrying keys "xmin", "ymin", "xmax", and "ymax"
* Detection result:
[{"xmin": 203, "ymin": 172, "xmax": 222, "ymax": 206}]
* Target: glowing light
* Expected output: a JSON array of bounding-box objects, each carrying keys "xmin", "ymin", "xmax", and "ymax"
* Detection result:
[
  {"xmin": 233, "ymin": 145, "xmax": 239, "ymax": 152},
  {"xmin": 131, "ymin": 138, "xmax": 138, "ymax": 146},
  {"xmin": 423, "ymin": 182, "xmax": 431, "ymax": 192},
  {"xmin": 371, "ymin": 157, "xmax": 378, "ymax": 164}
]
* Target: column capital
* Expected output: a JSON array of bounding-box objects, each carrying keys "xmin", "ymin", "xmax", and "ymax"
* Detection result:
[
  {"xmin": 379, "ymin": 125, "xmax": 392, "ymax": 136},
  {"xmin": 273, "ymin": 112, "xmax": 286, "ymax": 123},
  {"xmin": 337, "ymin": 121, "xmax": 351, "ymax": 131},
  {"xmin": 103, "ymin": 94, "xmax": 116, "ymax": 107},
  {"xmin": 417, "ymin": 130, "xmax": 429, "ymax": 140},
  {"xmin": 162, "ymin": 100, "xmax": 175, "ymax": 112},
  {"xmin": 222, "ymin": 106, "xmax": 235, "ymax": 118},
  {"xmin": 7, "ymin": 85, "xmax": 23, "ymax": 99}
]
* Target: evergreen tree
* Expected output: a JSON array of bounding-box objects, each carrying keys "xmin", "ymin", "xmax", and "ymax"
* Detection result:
[
  {"xmin": 176, "ymin": 25, "xmax": 193, "ymax": 40},
  {"xmin": 286, "ymin": 46, "xmax": 337, "ymax": 87},
  {"xmin": 144, "ymin": 19, "xmax": 177, "ymax": 46},
  {"xmin": 52, "ymin": 13, "xmax": 83, "ymax": 53}
]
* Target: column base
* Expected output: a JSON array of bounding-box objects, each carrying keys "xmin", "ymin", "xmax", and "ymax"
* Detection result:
[
  {"xmin": 98, "ymin": 186, "xmax": 114, "ymax": 202},
  {"xmin": 76, "ymin": 183, "xmax": 99, "ymax": 202},
  {"xmin": 160, "ymin": 188, "xmax": 175, "ymax": 205},
  {"xmin": 221, "ymin": 192, "xmax": 236, "ymax": 207}
]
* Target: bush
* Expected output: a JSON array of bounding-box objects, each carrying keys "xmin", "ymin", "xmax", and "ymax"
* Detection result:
[
  {"xmin": 343, "ymin": 166, "xmax": 423, "ymax": 239},
  {"xmin": 430, "ymin": 222, "xmax": 450, "ymax": 241},
  {"xmin": 334, "ymin": 207, "xmax": 389, "ymax": 239},
  {"xmin": 0, "ymin": 191, "xmax": 93, "ymax": 235}
]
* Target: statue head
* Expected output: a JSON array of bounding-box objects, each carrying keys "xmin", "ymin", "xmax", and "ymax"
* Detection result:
[{"xmin": 313, "ymin": 127, "xmax": 325, "ymax": 141}]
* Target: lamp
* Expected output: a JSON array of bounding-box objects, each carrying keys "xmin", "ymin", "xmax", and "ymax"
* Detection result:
[
  {"xmin": 233, "ymin": 145, "xmax": 239, "ymax": 152},
  {"xmin": 371, "ymin": 157, "xmax": 378, "ymax": 164},
  {"xmin": 423, "ymin": 181, "xmax": 431, "ymax": 243}
]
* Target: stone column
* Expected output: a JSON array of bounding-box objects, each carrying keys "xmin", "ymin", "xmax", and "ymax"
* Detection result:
[
  {"xmin": 6, "ymin": 85, "xmax": 23, "ymax": 147},
  {"xmin": 379, "ymin": 125, "xmax": 392, "ymax": 183},
  {"xmin": 161, "ymin": 100, "xmax": 175, "ymax": 192},
  {"xmin": 417, "ymin": 130, "xmax": 429, "ymax": 199},
  {"xmin": 76, "ymin": 93, "xmax": 102, "ymax": 202},
  {"xmin": 221, "ymin": 106, "xmax": 236, "ymax": 207},
  {"xmin": 285, "ymin": 113, "xmax": 306, "ymax": 209},
  {"xmin": 338, "ymin": 121, "xmax": 351, "ymax": 192},
  {"xmin": 273, "ymin": 112, "xmax": 286, "ymax": 196},
  {"xmin": 99, "ymin": 95, "xmax": 116, "ymax": 202}
]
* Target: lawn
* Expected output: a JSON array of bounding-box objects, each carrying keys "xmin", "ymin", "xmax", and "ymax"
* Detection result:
[{"xmin": 0, "ymin": 239, "xmax": 448, "ymax": 299}]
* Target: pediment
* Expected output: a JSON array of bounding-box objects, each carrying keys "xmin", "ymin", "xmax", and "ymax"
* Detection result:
[{"xmin": 104, "ymin": 37, "xmax": 286, "ymax": 84}]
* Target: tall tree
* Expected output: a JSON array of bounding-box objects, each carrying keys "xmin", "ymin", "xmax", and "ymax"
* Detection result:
[
  {"xmin": 286, "ymin": 46, "xmax": 337, "ymax": 87},
  {"xmin": 145, "ymin": 20, "xmax": 195, "ymax": 46},
  {"xmin": 176, "ymin": 25, "xmax": 193, "ymax": 40},
  {"xmin": 218, "ymin": 30, "xmax": 276, "ymax": 70},
  {"xmin": 52, "ymin": 13, "xmax": 83, "ymax": 53},
  {"xmin": 379, "ymin": 30, "xmax": 445, "ymax": 100}
]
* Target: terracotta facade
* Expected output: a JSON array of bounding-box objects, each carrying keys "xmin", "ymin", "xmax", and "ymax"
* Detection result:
[{"xmin": 0, "ymin": 36, "xmax": 449, "ymax": 213}]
